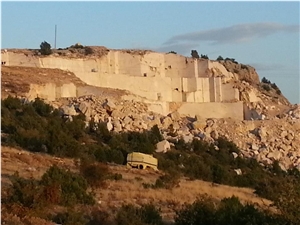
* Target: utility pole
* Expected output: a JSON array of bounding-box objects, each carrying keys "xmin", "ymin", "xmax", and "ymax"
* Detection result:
[{"xmin": 54, "ymin": 25, "xmax": 57, "ymax": 49}]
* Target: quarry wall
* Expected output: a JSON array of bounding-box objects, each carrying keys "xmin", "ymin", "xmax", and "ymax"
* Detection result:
[
  {"xmin": 177, "ymin": 102, "xmax": 244, "ymax": 120},
  {"xmin": 27, "ymin": 83, "xmax": 77, "ymax": 101},
  {"xmin": 1, "ymin": 51, "xmax": 239, "ymax": 102},
  {"xmin": 1, "ymin": 51, "xmax": 244, "ymax": 119}
]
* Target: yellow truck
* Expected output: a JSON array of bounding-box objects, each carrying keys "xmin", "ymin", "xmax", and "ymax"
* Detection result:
[{"xmin": 126, "ymin": 152, "xmax": 158, "ymax": 171}]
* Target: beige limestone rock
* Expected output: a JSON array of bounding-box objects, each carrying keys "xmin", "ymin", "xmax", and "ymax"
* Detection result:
[
  {"xmin": 60, "ymin": 105, "xmax": 77, "ymax": 116},
  {"xmin": 169, "ymin": 111, "xmax": 181, "ymax": 121},
  {"xmin": 162, "ymin": 116, "xmax": 173, "ymax": 130},
  {"xmin": 210, "ymin": 130, "xmax": 219, "ymax": 140},
  {"xmin": 192, "ymin": 120, "xmax": 207, "ymax": 130},
  {"xmin": 267, "ymin": 150, "xmax": 282, "ymax": 161},
  {"xmin": 156, "ymin": 140, "xmax": 171, "ymax": 153},
  {"xmin": 106, "ymin": 117, "xmax": 113, "ymax": 131}
]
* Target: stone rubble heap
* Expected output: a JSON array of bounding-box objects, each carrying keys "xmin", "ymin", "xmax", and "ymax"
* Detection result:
[{"xmin": 58, "ymin": 95, "xmax": 300, "ymax": 172}]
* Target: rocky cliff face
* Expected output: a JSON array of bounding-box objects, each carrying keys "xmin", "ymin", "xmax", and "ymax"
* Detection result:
[{"xmin": 219, "ymin": 60, "xmax": 260, "ymax": 84}]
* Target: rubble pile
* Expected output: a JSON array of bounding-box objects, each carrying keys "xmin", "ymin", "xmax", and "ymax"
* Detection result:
[{"xmin": 57, "ymin": 95, "xmax": 300, "ymax": 172}]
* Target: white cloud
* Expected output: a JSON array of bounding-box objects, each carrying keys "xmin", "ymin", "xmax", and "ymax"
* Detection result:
[
  {"xmin": 154, "ymin": 42, "xmax": 199, "ymax": 55},
  {"xmin": 250, "ymin": 63, "xmax": 285, "ymax": 71},
  {"xmin": 164, "ymin": 22, "xmax": 300, "ymax": 46}
]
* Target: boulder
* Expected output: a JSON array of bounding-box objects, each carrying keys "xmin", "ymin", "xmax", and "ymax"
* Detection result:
[
  {"xmin": 112, "ymin": 119, "xmax": 122, "ymax": 132},
  {"xmin": 257, "ymin": 127, "xmax": 267, "ymax": 139},
  {"xmin": 172, "ymin": 122, "xmax": 180, "ymax": 130},
  {"xmin": 232, "ymin": 152, "xmax": 238, "ymax": 159},
  {"xmin": 286, "ymin": 133, "xmax": 294, "ymax": 141},
  {"xmin": 182, "ymin": 133, "xmax": 194, "ymax": 143},
  {"xmin": 78, "ymin": 102, "xmax": 90, "ymax": 114},
  {"xmin": 234, "ymin": 169, "xmax": 242, "ymax": 175},
  {"xmin": 281, "ymin": 130, "xmax": 288, "ymax": 138},
  {"xmin": 107, "ymin": 117, "xmax": 113, "ymax": 131},
  {"xmin": 266, "ymin": 150, "xmax": 282, "ymax": 161},
  {"xmin": 161, "ymin": 116, "xmax": 173, "ymax": 130},
  {"xmin": 60, "ymin": 105, "xmax": 77, "ymax": 116},
  {"xmin": 169, "ymin": 111, "xmax": 181, "ymax": 121},
  {"xmin": 102, "ymin": 99, "xmax": 116, "ymax": 110},
  {"xmin": 192, "ymin": 117, "xmax": 207, "ymax": 130},
  {"xmin": 177, "ymin": 126, "xmax": 190, "ymax": 136},
  {"xmin": 210, "ymin": 130, "xmax": 219, "ymax": 140},
  {"xmin": 156, "ymin": 140, "xmax": 171, "ymax": 153},
  {"xmin": 251, "ymin": 143, "xmax": 259, "ymax": 151},
  {"xmin": 111, "ymin": 110, "xmax": 125, "ymax": 119},
  {"xmin": 123, "ymin": 116, "xmax": 133, "ymax": 125},
  {"xmin": 206, "ymin": 119, "xmax": 215, "ymax": 127}
]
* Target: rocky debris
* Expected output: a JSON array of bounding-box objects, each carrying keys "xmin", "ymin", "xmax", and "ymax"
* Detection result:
[
  {"xmin": 55, "ymin": 95, "xmax": 300, "ymax": 171},
  {"xmin": 287, "ymin": 104, "xmax": 300, "ymax": 119},
  {"xmin": 214, "ymin": 118, "xmax": 300, "ymax": 171}
]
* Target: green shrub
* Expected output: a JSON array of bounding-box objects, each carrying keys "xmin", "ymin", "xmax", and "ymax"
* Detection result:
[
  {"xmin": 139, "ymin": 204, "xmax": 163, "ymax": 225},
  {"xmin": 271, "ymin": 82, "xmax": 279, "ymax": 90},
  {"xmin": 200, "ymin": 54, "xmax": 209, "ymax": 59},
  {"xmin": 216, "ymin": 196, "xmax": 244, "ymax": 224},
  {"xmin": 211, "ymin": 164, "xmax": 227, "ymax": 184},
  {"xmin": 149, "ymin": 125, "xmax": 163, "ymax": 144},
  {"xmin": 85, "ymin": 46, "xmax": 94, "ymax": 55},
  {"xmin": 191, "ymin": 50, "xmax": 199, "ymax": 59},
  {"xmin": 175, "ymin": 195, "xmax": 281, "ymax": 225},
  {"xmin": 216, "ymin": 56, "xmax": 224, "ymax": 61},
  {"xmin": 1, "ymin": 97, "xmax": 85, "ymax": 157},
  {"xmin": 183, "ymin": 155, "xmax": 212, "ymax": 181},
  {"xmin": 2, "ymin": 95, "xmax": 23, "ymax": 110},
  {"xmin": 8, "ymin": 172, "xmax": 43, "ymax": 208},
  {"xmin": 41, "ymin": 165, "xmax": 95, "ymax": 206},
  {"xmin": 174, "ymin": 138, "xmax": 191, "ymax": 151},
  {"xmin": 262, "ymin": 84, "xmax": 271, "ymax": 92},
  {"xmin": 116, "ymin": 203, "xmax": 163, "ymax": 225},
  {"xmin": 143, "ymin": 170, "xmax": 181, "ymax": 190},
  {"xmin": 175, "ymin": 195, "xmax": 216, "ymax": 225},
  {"xmin": 7, "ymin": 166, "xmax": 95, "ymax": 208},
  {"xmin": 155, "ymin": 172, "xmax": 180, "ymax": 189},
  {"xmin": 52, "ymin": 210, "xmax": 88, "ymax": 225},
  {"xmin": 261, "ymin": 77, "xmax": 271, "ymax": 84},
  {"xmin": 109, "ymin": 173, "xmax": 123, "ymax": 181},
  {"xmin": 225, "ymin": 58, "xmax": 238, "ymax": 64},
  {"xmin": 32, "ymin": 97, "xmax": 53, "ymax": 116},
  {"xmin": 87, "ymin": 208, "xmax": 111, "ymax": 225},
  {"xmin": 79, "ymin": 159, "xmax": 111, "ymax": 188},
  {"xmin": 40, "ymin": 41, "xmax": 52, "ymax": 55}
]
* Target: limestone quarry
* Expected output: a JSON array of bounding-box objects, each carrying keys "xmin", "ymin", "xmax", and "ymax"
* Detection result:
[{"xmin": 1, "ymin": 46, "xmax": 299, "ymax": 171}]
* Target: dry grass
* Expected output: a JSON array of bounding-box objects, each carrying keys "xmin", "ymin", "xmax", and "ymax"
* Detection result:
[
  {"xmin": 1, "ymin": 146, "xmax": 76, "ymax": 188},
  {"xmin": 1, "ymin": 145, "xmax": 273, "ymax": 222}
]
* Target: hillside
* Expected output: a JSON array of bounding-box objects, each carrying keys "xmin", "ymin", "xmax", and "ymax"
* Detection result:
[
  {"xmin": 1, "ymin": 46, "xmax": 300, "ymax": 225},
  {"xmin": 1, "ymin": 146, "xmax": 273, "ymax": 224}
]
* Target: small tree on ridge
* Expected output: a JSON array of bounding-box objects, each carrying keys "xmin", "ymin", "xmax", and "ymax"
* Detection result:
[{"xmin": 40, "ymin": 41, "xmax": 52, "ymax": 55}]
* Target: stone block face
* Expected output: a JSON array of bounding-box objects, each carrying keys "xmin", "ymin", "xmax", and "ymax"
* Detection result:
[{"xmin": 156, "ymin": 140, "xmax": 171, "ymax": 153}]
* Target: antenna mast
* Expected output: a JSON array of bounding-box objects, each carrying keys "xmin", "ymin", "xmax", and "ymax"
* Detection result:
[{"xmin": 54, "ymin": 25, "xmax": 57, "ymax": 49}]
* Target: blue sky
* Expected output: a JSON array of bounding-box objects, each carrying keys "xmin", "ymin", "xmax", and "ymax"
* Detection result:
[{"xmin": 1, "ymin": 1, "xmax": 300, "ymax": 103}]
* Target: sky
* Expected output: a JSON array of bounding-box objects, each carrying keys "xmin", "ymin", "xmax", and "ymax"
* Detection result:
[{"xmin": 1, "ymin": 1, "xmax": 300, "ymax": 104}]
